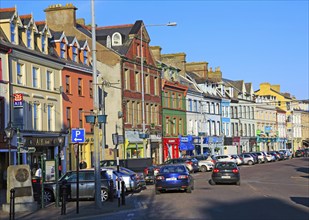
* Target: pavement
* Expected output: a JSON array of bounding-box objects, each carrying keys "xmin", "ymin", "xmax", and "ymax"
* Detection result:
[{"xmin": 0, "ymin": 189, "xmax": 142, "ymax": 220}]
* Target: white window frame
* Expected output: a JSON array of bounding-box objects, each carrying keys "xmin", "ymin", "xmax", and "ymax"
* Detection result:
[{"xmin": 112, "ymin": 32, "xmax": 122, "ymax": 46}]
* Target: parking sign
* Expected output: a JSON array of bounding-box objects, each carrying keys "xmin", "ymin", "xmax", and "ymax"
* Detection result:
[{"xmin": 71, "ymin": 128, "xmax": 85, "ymax": 143}]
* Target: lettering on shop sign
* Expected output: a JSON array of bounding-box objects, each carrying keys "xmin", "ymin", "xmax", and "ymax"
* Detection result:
[{"xmin": 24, "ymin": 137, "xmax": 62, "ymax": 147}]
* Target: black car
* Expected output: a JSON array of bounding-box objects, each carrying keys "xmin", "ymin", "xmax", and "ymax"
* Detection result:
[
  {"xmin": 33, "ymin": 169, "xmax": 112, "ymax": 203},
  {"xmin": 210, "ymin": 162, "xmax": 240, "ymax": 185}
]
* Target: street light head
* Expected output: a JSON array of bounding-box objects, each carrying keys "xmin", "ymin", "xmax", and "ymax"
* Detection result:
[{"xmin": 167, "ymin": 22, "xmax": 177, "ymax": 26}]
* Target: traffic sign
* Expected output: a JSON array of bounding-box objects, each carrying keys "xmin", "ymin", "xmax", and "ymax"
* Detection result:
[{"xmin": 71, "ymin": 128, "xmax": 85, "ymax": 143}]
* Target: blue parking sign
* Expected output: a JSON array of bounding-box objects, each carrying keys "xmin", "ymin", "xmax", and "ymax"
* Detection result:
[{"xmin": 71, "ymin": 128, "xmax": 85, "ymax": 143}]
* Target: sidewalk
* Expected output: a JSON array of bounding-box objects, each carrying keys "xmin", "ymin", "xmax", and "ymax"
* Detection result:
[{"xmin": 0, "ymin": 192, "xmax": 139, "ymax": 220}]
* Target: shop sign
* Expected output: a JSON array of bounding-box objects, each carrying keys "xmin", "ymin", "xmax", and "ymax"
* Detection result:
[{"xmin": 13, "ymin": 93, "xmax": 23, "ymax": 108}]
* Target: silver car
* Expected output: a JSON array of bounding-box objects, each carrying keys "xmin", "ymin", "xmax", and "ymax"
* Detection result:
[{"xmin": 104, "ymin": 167, "xmax": 138, "ymax": 192}]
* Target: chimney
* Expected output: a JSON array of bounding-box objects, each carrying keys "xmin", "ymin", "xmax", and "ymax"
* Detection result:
[
  {"xmin": 76, "ymin": 18, "xmax": 85, "ymax": 26},
  {"xmin": 260, "ymin": 82, "xmax": 271, "ymax": 91},
  {"xmin": 44, "ymin": 3, "xmax": 77, "ymax": 31},
  {"xmin": 186, "ymin": 62, "xmax": 208, "ymax": 78},
  {"xmin": 161, "ymin": 53, "xmax": 186, "ymax": 76},
  {"xmin": 150, "ymin": 46, "xmax": 162, "ymax": 61},
  {"xmin": 271, "ymin": 84, "xmax": 281, "ymax": 93}
]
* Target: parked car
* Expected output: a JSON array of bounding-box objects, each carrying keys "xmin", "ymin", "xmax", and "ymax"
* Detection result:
[
  {"xmin": 103, "ymin": 167, "xmax": 138, "ymax": 192},
  {"xmin": 295, "ymin": 149, "xmax": 304, "ymax": 157},
  {"xmin": 250, "ymin": 152, "xmax": 265, "ymax": 164},
  {"xmin": 279, "ymin": 149, "xmax": 292, "ymax": 159},
  {"xmin": 198, "ymin": 160, "xmax": 214, "ymax": 172},
  {"xmin": 34, "ymin": 168, "xmax": 112, "ymax": 203},
  {"xmin": 269, "ymin": 151, "xmax": 284, "ymax": 160},
  {"xmin": 231, "ymin": 155, "xmax": 244, "ymax": 165},
  {"xmin": 265, "ymin": 152, "xmax": 276, "ymax": 162},
  {"xmin": 239, "ymin": 153, "xmax": 255, "ymax": 165},
  {"xmin": 212, "ymin": 155, "xmax": 237, "ymax": 164},
  {"xmin": 162, "ymin": 158, "xmax": 196, "ymax": 173},
  {"xmin": 143, "ymin": 165, "xmax": 160, "ymax": 184},
  {"xmin": 155, "ymin": 164, "xmax": 194, "ymax": 194},
  {"xmin": 210, "ymin": 162, "xmax": 240, "ymax": 185}
]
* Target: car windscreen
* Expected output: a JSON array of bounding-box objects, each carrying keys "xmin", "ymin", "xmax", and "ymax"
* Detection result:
[
  {"xmin": 215, "ymin": 163, "xmax": 237, "ymax": 169},
  {"xmin": 160, "ymin": 165, "xmax": 186, "ymax": 173}
]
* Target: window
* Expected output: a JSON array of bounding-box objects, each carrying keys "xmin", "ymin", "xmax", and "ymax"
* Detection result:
[
  {"xmin": 193, "ymin": 100, "xmax": 198, "ymax": 112},
  {"xmin": 83, "ymin": 50, "xmax": 88, "ymax": 65},
  {"xmin": 147, "ymin": 103, "xmax": 151, "ymax": 125},
  {"xmin": 188, "ymin": 99, "xmax": 192, "ymax": 111},
  {"xmin": 47, "ymin": 104, "xmax": 55, "ymax": 131},
  {"xmin": 165, "ymin": 117, "xmax": 169, "ymax": 135},
  {"xmin": 89, "ymin": 80, "xmax": 93, "ymax": 98},
  {"xmin": 216, "ymin": 121, "xmax": 220, "ymax": 135},
  {"xmin": 137, "ymin": 102, "xmax": 141, "ymax": 124},
  {"xmin": 154, "ymin": 77, "xmax": 158, "ymax": 96},
  {"xmin": 145, "ymin": 74, "xmax": 150, "ymax": 94},
  {"xmin": 33, "ymin": 103, "xmax": 40, "ymax": 130},
  {"xmin": 124, "ymin": 69, "xmax": 130, "ymax": 90},
  {"xmin": 65, "ymin": 76, "xmax": 71, "ymax": 93},
  {"xmin": 178, "ymin": 94, "xmax": 183, "ymax": 109},
  {"xmin": 42, "ymin": 34, "xmax": 46, "ymax": 53},
  {"xmin": 206, "ymin": 102, "xmax": 209, "ymax": 113},
  {"xmin": 27, "ymin": 29, "xmax": 32, "ymax": 48},
  {"xmin": 10, "ymin": 22, "xmax": 16, "ymax": 43},
  {"xmin": 179, "ymin": 118, "xmax": 183, "ymax": 135},
  {"xmin": 126, "ymin": 101, "xmax": 132, "ymax": 124},
  {"xmin": 46, "ymin": 70, "xmax": 53, "ymax": 90},
  {"xmin": 112, "ymin": 32, "xmax": 122, "ymax": 46},
  {"xmin": 17, "ymin": 63, "xmax": 24, "ymax": 85},
  {"xmin": 78, "ymin": 78, "xmax": 83, "ymax": 96},
  {"xmin": 32, "ymin": 67, "xmax": 39, "ymax": 88},
  {"xmin": 106, "ymin": 36, "xmax": 111, "ymax": 48},
  {"xmin": 66, "ymin": 107, "xmax": 71, "ymax": 128},
  {"xmin": 73, "ymin": 46, "xmax": 78, "ymax": 62},
  {"xmin": 79, "ymin": 109, "xmax": 83, "ymax": 128},
  {"xmin": 61, "ymin": 42, "xmax": 66, "ymax": 58},
  {"xmin": 132, "ymin": 102, "xmax": 137, "ymax": 127},
  {"xmin": 172, "ymin": 93, "xmax": 176, "ymax": 108},
  {"xmin": 135, "ymin": 71, "xmax": 140, "ymax": 92}
]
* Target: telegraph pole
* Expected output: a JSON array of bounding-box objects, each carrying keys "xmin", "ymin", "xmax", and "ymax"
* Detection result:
[{"xmin": 91, "ymin": 0, "xmax": 101, "ymax": 209}]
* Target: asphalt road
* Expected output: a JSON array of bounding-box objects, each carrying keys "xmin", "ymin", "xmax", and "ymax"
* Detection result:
[{"xmin": 87, "ymin": 157, "xmax": 309, "ymax": 220}]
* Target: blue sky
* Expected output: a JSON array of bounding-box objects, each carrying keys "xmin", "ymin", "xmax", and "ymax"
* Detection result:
[{"xmin": 1, "ymin": 0, "xmax": 308, "ymax": 100}]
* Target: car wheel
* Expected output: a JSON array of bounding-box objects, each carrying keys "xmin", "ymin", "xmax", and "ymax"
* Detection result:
[
  {"xmin": 186, "ymin": 187, "xmax": 192, "ymax": 193},
  {"xmin": 209, "ymin": 179, "xmax": 216, "ymax": 185},
  {"xmin": 44, "ymin": 190, "xmax": 54, "ymax": 203},
  {"xmin": 100, "ymin": 188, "xmax": 109, "ymax": 202},
  {"xmin": 248, "ymin": 160, "xmax": 253, "ymax": 165},
  {"xmin": 200, "ymin": 165, "xmax": 207, "ymax": 172},
  {"xmin": 236, "ymin": 180, "xmax": 240, "ymax": 186}
]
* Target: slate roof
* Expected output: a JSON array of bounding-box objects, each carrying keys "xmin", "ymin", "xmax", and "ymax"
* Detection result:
[
  {"xmin": 50, "ymin": 29, "xmax": 63, "ymax": 41},
  {"xmin": 94, "ymin": 20, "xmax": 141, "ymax": 55},
  {"xmin": 245, "ymin": 83, "xmax": 252, "ymax": 94},
  {"xmin": 76, "ymin": 23, "xmax": 91, "ymax": 38},
  {"xmin": 0, "ymin": 8, "xmax": 16, "ymax": 20},
  {"xmin": 20, "ymin": 14, "xmax": 31, "ymax": 26},
  {"xmin": 66, "ymin": 36, "xmax": 75, "ymax": 44},
  {"xmin": 35, "ymin": 21, "xmax": 46, "ymax": 32}
]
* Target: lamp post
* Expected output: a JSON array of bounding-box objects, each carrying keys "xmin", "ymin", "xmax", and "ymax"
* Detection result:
[
  {"xmin": 5, "ymin": 125, "xmax": 15, "ymax": 165},
  {"xmin": 140, "ymin": 21, "xmax": 177, "ymax": 157}
]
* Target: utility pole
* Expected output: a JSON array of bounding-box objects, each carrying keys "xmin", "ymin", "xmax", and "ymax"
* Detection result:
[{"xmin": 91, "ymin": 0, "xmax": 101, "ymax": 209}]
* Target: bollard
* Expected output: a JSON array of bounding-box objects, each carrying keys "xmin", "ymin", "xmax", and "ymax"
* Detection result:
[
  {"xmin": 9, "ymin": 188, "xmax": 15, "ymax": 220},
  {"xmin": 109, "ymin": 179, "xmax": 114, "ymax": 202},
  {"xmin": 61, "ymin": 185, "xmax": 67, "ymax": 215},
  {"xmin": 121, "ymin": 181, "xmax": 126, "ymax": 206}
]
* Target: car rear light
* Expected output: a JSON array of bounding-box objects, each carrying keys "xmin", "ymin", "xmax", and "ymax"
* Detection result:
[
  {"xmin": 186, "ymin": 161, "xmax": 193, "ymax": 165},
  {"xmin": 178, "ymin": 175, "xmax": 188, "ymax": 179},
  {"xmin": 144, "ymin": 168, "xmax": 148, "ymax": 175},
  {"xmin": 213, "ymin": 169, "xmax": 220, "ymax": 173},
  {"xmin": 232, "ymin": 169, "xmax": 239, "ymax": 173},
  {"xmin": 32, "ymin": 179, "xmax": 39, "ymax": 183},
  {"xmin": 156, "ymin": 175, "xmax": 165, "ymax": 180}
]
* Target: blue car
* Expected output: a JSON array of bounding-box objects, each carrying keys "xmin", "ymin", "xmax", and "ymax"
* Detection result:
[{"xmin": 155, "ymin": 164, "xmax": 194, "ymax": 194}]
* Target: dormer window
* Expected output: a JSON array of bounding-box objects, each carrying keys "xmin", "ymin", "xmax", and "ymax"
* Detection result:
[
  {"xmin": 112, "ymin": 32, "xmax": 122, "ymax": 46},
  {"xmin": 60, "ymin": 42, "xmax": 66, "ymax": 58},
  {"xmin": 10, "ymin": 22, "xmax": 16, "ymax": 43},
  {"xmin": 27, "ymin": 29, "xmax": 32, "ymax": 48},
  {"xmin": 73, "ymin": 46, "xmax": 78, "ymax": 62},
  {"xmin": 106, "ymin": 35, "xmax": 111, "ymax": 48},
  {"xmin": 83, "ymin": 50, "xmax": 88, "ymax": 65}
]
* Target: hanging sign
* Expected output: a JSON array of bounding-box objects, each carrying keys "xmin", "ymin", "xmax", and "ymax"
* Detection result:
[{"xmin": 13, "ymin": 93, "xmax": 23, "ymax": 108}]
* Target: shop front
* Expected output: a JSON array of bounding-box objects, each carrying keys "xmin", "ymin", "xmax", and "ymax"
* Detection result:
[
  {"xmin": 162, "ymin": 137, "xmax": 180, "ymax": 161},
  {"xmin": 149, "ymin": 134, "xmax": 162, "ymax": 164},
  {"xmin": 125, "ymin": 130, "xmax": 144, "ymax": 159},
  {"xmin": 179, "ymin": 135, "xmax": 194, "ymax": 157}
]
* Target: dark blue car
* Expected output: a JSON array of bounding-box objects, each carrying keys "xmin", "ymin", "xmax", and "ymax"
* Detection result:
[{"xmin": 155, "ymin": 164, "xmax": 194, "ymax": 194}]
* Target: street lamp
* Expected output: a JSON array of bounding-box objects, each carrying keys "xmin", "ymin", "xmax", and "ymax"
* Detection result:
[
  {"xmin": 5, "ymin": 125, "xmax": 15, "ymax": 165},
  {"xmin": 140, "ymin": 21, "xmax": 177, "ymax": 157}
]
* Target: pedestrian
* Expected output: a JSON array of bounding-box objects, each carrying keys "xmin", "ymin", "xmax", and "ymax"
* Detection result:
[{"xmin": 35, "ymin": 164, "xmax": 42, "ymax": 178}]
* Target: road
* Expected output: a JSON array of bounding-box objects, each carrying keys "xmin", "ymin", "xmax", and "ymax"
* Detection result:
[{"xmin": 85, "ymin": 157, "xmax": 309, "ymax": 220}]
